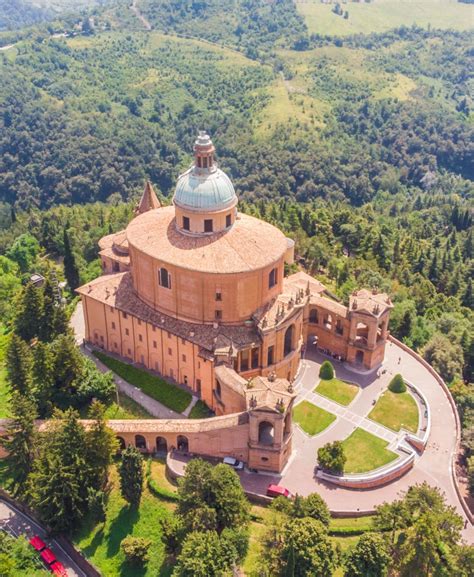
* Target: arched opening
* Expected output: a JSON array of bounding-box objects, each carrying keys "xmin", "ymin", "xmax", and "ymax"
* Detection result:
[
  {"xmin": 177, "ymin": 435, "xmax": 189, "ymax": 452},
  {"xmin": 156, "ymin": 437, "xmax": 168, "ymax": 454},
  {"xmin": 355, "ymin": 322, "xmax": 369, "ymax": 346},
  {"xmin": 135, "ymin": 434, "xmax": 146, "ymax": 450},
  {"xmin": 117, "ymin": 436, "xmax": 126, "ymax": 452},
  {"xmin": 309, "ymin": 309, "xmax": 318, "ymax": 323},
  {"xmin": 258, "ymin": 421, "xmax": 274, "ymax": 445},
  {"xmin": 324, "ymin": 314, "xmax": 333, "ymax": 330},
  {"xmin": 336, "ymin": 319, "xmax": 343, "ymax": 335},
  {"xmin": 355, "ymin": 350, "xmax": 364, "ymax": 365},
  {"xmin": 215, "ymin": 381, "xmax": 222, "ymax": 398},
  {"xmin": 284, "ymin": 324, "xmax": 294, "ymax": 357}
]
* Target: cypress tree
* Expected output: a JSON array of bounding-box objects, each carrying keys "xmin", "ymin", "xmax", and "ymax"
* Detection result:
[
  {"xmin": 6, "ymin": 334, "xmax": 33, "ymax": 395},
  {"xmin": 0, "ymin": 393, "xmax": 37, "ymax": 497},
  {"xmin": 119, "ymin": 445, "xmax": 144, "ymax": 506},
  {"xmin": 32, "ymin": 342, "xmax": 54, "ymax": 417},
  {"xmin": 14, "ymin": 282, "xmax": 44, "ymax": 342},
  {"xmin": 40, "ymin": 273, "xmax": 57, "ymax": 342},
  {"xmin": 86, "ymin": 401, "xmax": 118, "ymax": 489},
  {"xmin": 63, "ymin": 227, "xmax": 80, "ymax": 291}
]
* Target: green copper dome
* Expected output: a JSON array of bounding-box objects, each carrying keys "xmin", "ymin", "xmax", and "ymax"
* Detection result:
[{"xmin": 173, "ymin": 132, "xmax": 237, "ymax": 213}]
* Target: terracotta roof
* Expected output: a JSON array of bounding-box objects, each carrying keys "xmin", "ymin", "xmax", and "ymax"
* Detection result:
[
  {"xmin": 126, "ymin": 206, "xmax": 288, "ymax": 274},
  {"xmin": 215, "ymin": 364, "xmax": 247, "ymax": 396},
  {"xmin": 76, "ymin": 272, "xmax": 261, "ymax": 353},
  {"xmin": 309, "ymin": 294, "xmax": 348, "ymax": 318},
  {"xmin": 245, "ymin": 375, "xmax": 295, "ymax": 413},
  {"xmin": 284, "ymin": 270, "xmax": 326, "ymax": 295},
  {"xmin": 135, "ymin": 181, "xmax": 161, "ymax": 214},
  {"xmin": 349, "ymin": 289, "xmax": 393, "ymax": 317}
]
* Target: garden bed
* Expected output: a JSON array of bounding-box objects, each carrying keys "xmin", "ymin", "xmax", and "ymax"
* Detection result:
[
  {"xmin": 315, "ymin": 378, "xmax": 358, "ymax": 406},
  {"xmin": 341, "ymin": 428, "xmax": 398, "ymax": 474}
]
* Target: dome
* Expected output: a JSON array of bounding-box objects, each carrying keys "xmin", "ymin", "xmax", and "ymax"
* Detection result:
[
  {"xmin": 173, "ymin": 131, "xmax": 238, "ymax": 213},
  {"xmin": 174, "ymin": 167, "xmax": 237, "ymax": 213}
]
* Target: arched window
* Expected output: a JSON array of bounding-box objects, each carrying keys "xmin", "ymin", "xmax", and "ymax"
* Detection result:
[
  {"xmin": 309, "ymin": 309, "xmax": 318, "ymax": 323},
  {"xmin": 177, "ymin": 435, "xmax": 189, "ymax": 452},
  {"xmin": 284, "ymin": 324, "xmax": 294, "ymax": 357},
  {"xmin": 135, "ymin": 435, "xmax": 146, "ymax": 450},
  {"xmin": 258, "ymin": 421, "xmax": 274, "ymax": 445},
  {"xmin": 156, "ymin": 437, "xmax": 167, "ymax": 454},
  {"xmin": 159, "ymin": 268, "xmax": 171, "ymax": 289},
  {"xmin": 117, "ymin": 436, "xmax": 126, "ymax": 452}
]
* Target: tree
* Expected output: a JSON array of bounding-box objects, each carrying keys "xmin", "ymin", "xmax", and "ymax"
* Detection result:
[
  {"xmin": 85, "ymin": 400, "xmax": 117, "ymax": 489},
  {"xmin": 87, "ymin": 487, "xmax": 106, "ymax": 524},
  {"xmin": 74, "ymin": 358, "xmax": 115, "ymax": 406},
  {"xmin": 14, "ymin": 282, "xmax": 44, "ymax": 342},
  {"xmin": 40, "ymin": 273, "xmax": 60, "ymax": 342},
  {"xmin": 0, "ymin": 394, "xmax": 37, "ymax": 497},
  {"xmin": 300, "ymin": 493, "xmax": 330, "ymax": 527},
  {"xmin": 319, "ymin": 360, "xmax": 334, "ymax": 380},
  {"xmin": 172, "ymin": 530, "xmax": 237, "ymax": 577},
  {"xmin": 6, "ymin": 233, "xmax": 40, "ymax": 273},
  {"xmin": 29, "ymin": 409, "xmax": 91, "ymax": 533},
  {"xmin": 50, "ymin": 333, "xmax": 83, "ymax": 398},
  {"xmin": 121, "ymin": 536, "xmax": 151, "ymax": 565},
  {"xmin": 282, "ymin": 518, "xmax": 336, "ymax": 577},
  {"xmin": 388, "ymin": 374, "xmax": 406, "ymax": 393},
  {"xmin": 63, "ymin": 227, "xmax": 80, "ymax": 291},
  {"xmin": 344, "ymin": 533, "xmax": 390, "ymax": 577},
  {"xmin": 6, "ymin": 334, "xmax": 33, "ymax": 396},
  {"xmin": 318, "ymin": 441, "xmax": 346, "ymax": 474},
  {"xmin": 421, "ymin": 334, "xmax": 464, "ymax": 383},
  {"xmin": 32, "ymin": 342, "xmax": 54, "ymax": 417},
  {"xmin": 119, "ymin": 445, "xmax": 144, "ymax": 506}
]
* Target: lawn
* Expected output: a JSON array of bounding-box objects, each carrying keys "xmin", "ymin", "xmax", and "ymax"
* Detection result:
[
  {"xmin": 297, "ymin": 0, "xmax": 473, "ymax": 36},
  {"xmin": 293, "ymin": 400, "xmax": 336, "ymax": 436},
  {"xmin": 103, "ymin": 392, "xmax": 155, "ymax": 420},
  {"xmin": 94, "ymin": 351, "xmax": 192, "ymax": 413},
  {"xmin": 341, "ymin": 429, "xmax": 398, "ymax": 474},
  {"xmin": 73, "ymin": 466, "xmax": 173, "ymax": 577},
  {"xmin": 188, "ymin": 400, "xmax": 214, "ymax": 419},
  {"xmin": 369, "ymin": 390, "xmax": 419, "ymax": 433},
  {"xmin": 315, "ymin": 378, "xmax": 358, "ymax": 406}
]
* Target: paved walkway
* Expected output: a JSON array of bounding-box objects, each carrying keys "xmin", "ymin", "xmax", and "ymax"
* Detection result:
[
  {"xmin": 71, "ymin": 303, "xmax": 185, "ymax": 419},
  {"xmin": 0, "ymin": 498, "xmax": 87, "ymax": 577}
]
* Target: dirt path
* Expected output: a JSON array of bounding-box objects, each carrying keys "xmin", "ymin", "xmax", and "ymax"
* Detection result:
[{"xmin": 130, "ymin": 0, "xmax": 152, "ymax": 31}]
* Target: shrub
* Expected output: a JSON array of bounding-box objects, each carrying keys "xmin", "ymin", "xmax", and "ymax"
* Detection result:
[
  {"xmin": 318, "ymin": 441, "xmax": 346, "ymax": 474},
  {"xmin": 388, "ymin": 373, "xmax": 407, "ymax": 393},
  {"xmin": 120, "ymin": 536, "xmax": 151, "ymax": 564},
  {"xmin": 319, "ymin": 360, "xmax": 334, "ymax": 380}
]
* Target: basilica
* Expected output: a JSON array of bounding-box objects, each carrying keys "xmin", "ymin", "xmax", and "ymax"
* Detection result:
[{"xmin": 77, "ymin": 132, "xmax": 392, "ymax": 472}]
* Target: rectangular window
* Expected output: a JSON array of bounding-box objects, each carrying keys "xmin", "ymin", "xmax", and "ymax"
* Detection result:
[
  {"xmin": 240, "ymin": 349, "xmax": 250, "ymax": 372},
  {"xmin": 152, "ymin": 325, "xmax": 156, "ymax": 332},
  {"xmin": 196, "ymin": 379, "xmax": 201, "ymax": 393},
  {"xmin": 269, "ymin": 268, "xmax": 278, "ymax": 289},
  {"xmin": 114, "ymin": 342, "xmax": 117, "ymax": 349},
  {"xmin": 182, "ymin": 354, "xmax": 186, "ymax": 362},
  {"xmin": 251, "ymin": 347, "xmax": 259, "ymax": 369},
  {"xmin": 138, "ymin": 334, "xmax": 143, "ymax": 342},
  {"xmin": 125, "ymin": 328, "xmax": 129, "ymax": 336},
  {"xmin": 168, "ymin": 347, "xmax": 172, "ymax": 356},
  {"xmin": 215, "ymin": 310, "xmax": 222, "ymax": 320},
  {"xmin": 181, "ymin": 338, "xmax": 186, "ymax": 345},
  {"xmin": 111, "ymin": 321, "xmax": 116, "ymax": 330},
  {"xmin": 122, "ymin": 312, "xmax": 128, "ymax": 319},
  {"xmin": 138, "ymin": 319, "xmax": 141, "ymax": 326},
  {"xmin": 226, "ymin": 214, "xmax": 232, "ymax": 228},
  {"xmin": 159, "ymin": 268, "xmax": 171, "ymax": 289},
  {"xmin": 167, "ymin": 332, "xmax": 172, "ymax": 339},
  {"xmin": 204, "ymin": 219, "xmax": 213, "ymax": 233},
  {"xmin": 267, "ymin": 345, "xmax": 274, "ymax": 366},
  {"xmin": 110, "ymin": 306, "xmax": 114, "ymax": 313},
  {"xmin": 153, "ymin": 341, "xmax": 157, "ymax": 349},
  {"xmin": 215, "ymin": 291, "xmax": 222, "ymax": 301},
  {"xmin": 127, "ymin": 348, "xmax": 131, "ymax": 356},
  {"xmin": 183, "ymin": 216, "xmax": 190, "ymax": 231}
]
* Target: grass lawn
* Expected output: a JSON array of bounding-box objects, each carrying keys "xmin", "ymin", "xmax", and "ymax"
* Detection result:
[
  {"xmin": 188, "ymin": 400, "xmax": 214, "ymax": 419},
  {"xmin": 342, "ymin": 429, "xmax": 398, "ymax": 474},
  {"xmin": 297, "ymin": 0, "xmax": 473, "ymax": 36},
  {"xmin": 369, "ymin": 390, "xmax": 419, "ymax": 433},
  {"xmin": 94, "ymin": 351, "xmax": 192, "ymax": 413},
  {"xmin": 315, "ymin": 378, "xmax": 358, "ymax": 406},
  {"xmin": 73, "ymin": 466, "xmax": 173, "ymax": 577},
  {"xmin": 103, "ymin": 392, "xmax": 155, "ymax": 419},
  {"xmin": 293, "ymin": 401, "xmax": 336, "ymax": 436},
  {"xmin": 149, "ymin": 458, "xmax": 177, "ymax": 496}
]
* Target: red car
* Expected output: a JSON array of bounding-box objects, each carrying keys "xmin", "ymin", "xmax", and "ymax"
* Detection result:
[
  {"xmin": 30, "ymin": 540, "xmax": 68, "ymax": 576},
  {"xmin": 266, "ymin": 484, "xmax": 292, "ymax": 499}
]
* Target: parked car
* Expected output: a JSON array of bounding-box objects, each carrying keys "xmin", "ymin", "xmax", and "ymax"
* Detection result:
[
  {"xmin": 223, "ymin": 456, "xmax": 244, "ymax": 470},
  {"xmin": 32, "ymin": 543, "xmax": 68, "ymax": 576},
  {"xmin": 266, "ymin": 484, "xmax": 292, "ymax": 499},
  {"xmin": 29, "ymin": 535, "xmax": 46, "ymax": 552},
  {"xmin": 50, "ymin": 560, "xmax": 68, "ymax": 576}
]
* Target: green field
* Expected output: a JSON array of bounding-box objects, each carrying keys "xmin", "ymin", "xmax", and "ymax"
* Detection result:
[
  {"xmin": 94, "ymin": 351, "xmax": 192, "ymax": 413},
  {"xmin": 188, "ymin": 400, "xmax": 214, "ymax": 419},
  {"xmin": 369, "ymin": 390, "xmax": 419, "ymax": 433},
  {"xmin": 315, "ymin": 378, "xmax": 359, "ymax": 406},
  {"xmin": 73, "ymin": 465, "xmax": 173, "ymax": 577},
  {"xmin": 293, "ymin": 400, "xmax": 337, "ymax": 435},
  {"xmin": 342, "ymin": 428, "xmax": 398, "ymax": 474},
  {"xmin": 297, "ymin": 0, "xmax": 473, "ymax": 36}
]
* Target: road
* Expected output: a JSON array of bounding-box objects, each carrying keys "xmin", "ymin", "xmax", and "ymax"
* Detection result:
[{"xmin": 0, "ymin": 497, "xmax": 88, "ymax": 577}]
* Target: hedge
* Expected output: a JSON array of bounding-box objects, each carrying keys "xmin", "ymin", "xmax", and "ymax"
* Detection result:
[
  {"xmin": 388, "ymin": 373, "xmax": 407, "ymax": 393},
  {"xmin": 93, "ymin": 351, "xmax": 192, "ymax": 413}
]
